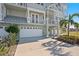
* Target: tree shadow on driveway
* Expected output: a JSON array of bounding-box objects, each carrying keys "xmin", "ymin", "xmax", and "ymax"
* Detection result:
[{"xmin": 42, "ymin": 40, "xmax": 74, "ymax": 56}]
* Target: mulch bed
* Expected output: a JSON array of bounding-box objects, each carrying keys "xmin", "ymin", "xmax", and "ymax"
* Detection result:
[
  {"xmin": 7, "ymin": 45, "xmax": 17, "ymax": 56},
  {"xmin": 7, "ymin": 40, "xmax": 19, "ymax": 56}
]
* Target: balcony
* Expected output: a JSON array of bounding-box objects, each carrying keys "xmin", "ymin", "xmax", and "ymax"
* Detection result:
[
  {"xmin": 3, "ymin": 15, "xmax": 27, "ymax": 24},
  {"xmin": 5, "ymin": 3, "xmax": 27, "ymax": 10},
  {"xmin": 27, "ymin": 3, "xmax": 45, "ymax": 11},
  {"xmin": 5, "ymin": 3, "xmax": 45, "ymax": 11},
  {"xmin": 3, "ymin": 15, "xmax": 45, "ymax": 25},
  {"xmin": 27, "ymin": 17, "xmax": 45, "ymax": 24}
]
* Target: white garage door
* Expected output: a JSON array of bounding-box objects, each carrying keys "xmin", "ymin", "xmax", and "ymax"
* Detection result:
[{"xmin": 20, "ymin": 26, "xmax": 43, "ymax": 38}]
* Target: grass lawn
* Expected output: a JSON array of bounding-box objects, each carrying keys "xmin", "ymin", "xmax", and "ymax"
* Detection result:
[{"xmin": 61, "ymin": 31, "xmax": 79, "ymax": 38}]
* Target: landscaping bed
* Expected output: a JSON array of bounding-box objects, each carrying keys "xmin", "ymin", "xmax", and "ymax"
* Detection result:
[
  {"xmin": 57, "ymin": 32, "xmax": 79, "ymax": 45},
  {"xmin": 0, "ymin": 40, "xmax": 19, "ymax": 56},
  {"xmin": 57, "ymin": 35, "xmax": 79, "ymax": 45},
  {"xmin": 7, "ymin": 44, "xmax": 17, "ymax": 56},
  {"xmin": 0, "ymin": 25, "xmax": 19, "ymax": 56},
  {"xmin": 0, "ymin": 42, "xmax": 9, "ymax": 56},
  {"xmin": 0, "ymin": 33, "xmax": 19, "ymax": 56}
]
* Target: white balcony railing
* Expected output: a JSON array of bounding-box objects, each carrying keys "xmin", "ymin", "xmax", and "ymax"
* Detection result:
[
  {"xmin": 27, "ymin": 3, "xmax": 45, "ymax": 11},
  {"xmin": 6, "ymin": 3, "xmax": 45, "ymax": 11},
  {"xmin": 28, "ymin": 17, "xmax": 57, "ymax": 25},
  {"xmin": 27, "ymin": 17, "xmax": 45, "ymax": 24}
]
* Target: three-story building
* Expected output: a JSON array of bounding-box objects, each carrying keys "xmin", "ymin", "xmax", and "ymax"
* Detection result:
[{"xmin": 0, "ymin": 3, "xmax": 67, "ymax": 39}]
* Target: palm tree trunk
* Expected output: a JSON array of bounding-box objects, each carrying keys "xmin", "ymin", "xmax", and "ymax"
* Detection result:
[
  {"xmin": 75, "ymin": 27, "xmax": 78, "ymax": 44},
  {"xmin": 68, "ymin": 22, "xmax": 69, "ymax": 37}
]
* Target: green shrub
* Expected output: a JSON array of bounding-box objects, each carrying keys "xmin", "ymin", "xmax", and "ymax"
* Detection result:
[
  {"xmin": 0, "ymin": 42, "xmax": 9, "ymax": 55},
  {"xmin": 0, "ymin": 33, "xmax": 17, "ymax": 55},
  {"xmin": 5, "ymin": 24, "xmax": 19, "ymax": 46},
  {"xmin": 0, "ymin": 47, "xmax": 9, "ymax": 55},
  {"xmin": 5, "ymin": 24, "xmax": 19, "ymax": 33}
]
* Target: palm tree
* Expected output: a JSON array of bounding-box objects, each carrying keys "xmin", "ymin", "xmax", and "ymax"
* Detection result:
[
  {"xmin": 60, "ymin": 19, "xmax": 68, "ymax": 33},
  {"xmin": 60, "ymin": 19, "xmax": 68, "ymax": 28},
  {"xmin": 68, "ymin": 13, "xmax": 79, "ymax": 37}
]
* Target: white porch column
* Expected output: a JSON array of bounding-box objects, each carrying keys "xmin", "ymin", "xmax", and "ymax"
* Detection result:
[
  {"xmin": 27, "ymin": 9, "xmax": 30, "ymax": 23},
  {"xmin": 44, "ymin": 12, "xmax": 45, "ymax": 24},
  {"xmin": 0, "ymin": 4, "xmax": 2, "ymax": 21},
  {"xmin": 46, "ymin": 9, "xmax": 49, "ymax": 37},
  {"xmin": 46, "ymin": 17, "xmax": 49, "ymax": 37}
]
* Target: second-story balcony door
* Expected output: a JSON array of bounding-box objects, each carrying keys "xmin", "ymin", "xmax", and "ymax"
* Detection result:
[
  {"xmin": 36, "ymin": 14, "xmax": 39, "ymax": 23},
  {"xmin": 32, "ymin": 14, "xmax": 34, "ymax": 23},
  {"xmin": 31, "ymin": 13, "xmax": 39, "ymax": 23}
]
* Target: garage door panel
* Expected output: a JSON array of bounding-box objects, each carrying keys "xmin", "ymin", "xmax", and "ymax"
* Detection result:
[{"xmin": 20, "ymin": 29, "xmax": 43, "ymax": 38}]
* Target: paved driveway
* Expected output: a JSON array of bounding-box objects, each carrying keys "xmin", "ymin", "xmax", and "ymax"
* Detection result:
[{"xmin": 15, "ymin": 37, "xmax": 79, "ymax": 56}]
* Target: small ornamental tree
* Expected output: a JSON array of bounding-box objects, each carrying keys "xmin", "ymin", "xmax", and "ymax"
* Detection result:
[{"xmin": 5, "ymin": 24, "xmax": 19, "ymax": 46}]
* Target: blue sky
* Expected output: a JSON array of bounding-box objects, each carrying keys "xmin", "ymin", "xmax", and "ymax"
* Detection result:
[{"xmin": 67, "ymin": 3, "xmax": 79, "ymax": 23}]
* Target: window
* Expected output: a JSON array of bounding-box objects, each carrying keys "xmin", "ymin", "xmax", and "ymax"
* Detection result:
[
  {"xmin": 58, "ymin": 3, "xmax": 61, "ymax": 6},
  {"xmin": 24, "ymin": 3, "xmax": 26, "ymax": 7},
  {"xmin": 32, "ymin": 14, "xmax": 34, "ymax": 23},
  {"xmin": 41, "ymin": 3, "xmax": 44, "ymax": 5},
  {"xmin": 56, "ymin": 4, "xmax": 58, "ymax": 8},
  {"xmin": 24, "ymin": 27, "xmax": 26, "ymax": 29},
  {"xmin": 31, "ymin": 13, "xmax": 39, "ymax": 23},
  {"xmin": 36, "ymin": 15, "xmax": 38, "ymax": 23},
  {"xmin": 20, "ymin": 3, "xmax": 23, "ymax": 6},
  {"xmin": 37, "ymin": 3, "xmax": 40, "ymax": 4},
  {"xmin": 27, "ymin": 27, "xmax": 29, "ymax": 29},
  {"xmin": 37, "ymin": 3, "xmax": 44, "ymax": 6}
]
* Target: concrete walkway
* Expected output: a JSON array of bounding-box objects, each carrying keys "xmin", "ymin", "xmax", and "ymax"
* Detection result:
[{"xmin": 15, "ymin": 37, "xmax": 79, "ymax": 56}]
